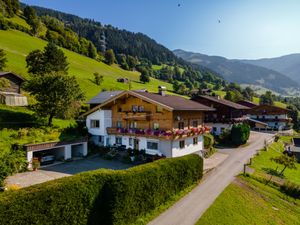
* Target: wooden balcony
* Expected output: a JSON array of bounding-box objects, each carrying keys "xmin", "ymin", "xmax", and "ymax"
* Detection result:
[
  {"xmin": 119, "ymin": 111, "xmax": 152, "ymax": 120},
  {"xmin": 106, "ymin": 127, "xmax": 210, "ymax": 140}
]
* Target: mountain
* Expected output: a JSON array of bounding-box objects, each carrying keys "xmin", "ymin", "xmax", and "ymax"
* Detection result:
[
  {"xmin": 173, "ymin": 49, "xmax": 300, "ymax": 95},
  {"xmin": 241, "ymin": 54, "xmax": 300, "ymax": 84}
]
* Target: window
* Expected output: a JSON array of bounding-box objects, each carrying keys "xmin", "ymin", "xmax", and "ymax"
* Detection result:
[
  {"xmin": 98, "ymin": 136, "xmax": 103, "ymax": 143},
  {"xmin": 116, "ymin": 121, "xmax": 122, "ymax": 128},
  {"xmin": 129, "ymin": 138, "xmax": 133, "ymax": 146},
  {"xmin": 90, "ymin": 120, "xmax": 100, "ymax": 128},
  {"xmin": 275, "ymin": 116, "xmax": 278, "ymax": 119},
  {"xmin": 118, "ymin": 107, "xmax": 122, "ymax": 112},
  {"xmin": 138, "ymin": 105, "xmax": 145, "ymax": 112},
  {"xmin": 192, "ymin": 120, "xmax": 198, "ymax": 127},
  {"xmin": 115, "ymin": 137, "xmax": 122, "ymax": 145},
  {"xmin": 193, "ymin": 137, "xmax": 198, "ymax": 145},
  {"xmin": 213, "ymin": 127, "xmax": 217, "ymax": 132},
  {"xmin": 178, "ymin": 122, "xmax": 184, "ymax": 129},
  {"xmin": 179, "ymin": 140, "xmax": 185, "ymax": 149},
  {"xmin": 132, "ymin": 105, "xmax": 138, "ymax": 112},
  {"xmin": 156, "ymin": 106, "xmax": 162, "ymax": 112},
  {"xmin": 129, "ymin": 121, "xmax": 137, "ymax": 128},
  {"xmin": 153, "ymin": 123, "xmax": 159, "ymax": 130},
  {"xmin": 147, "ymin": 141, "xmax": 158, "ymax": 150}
]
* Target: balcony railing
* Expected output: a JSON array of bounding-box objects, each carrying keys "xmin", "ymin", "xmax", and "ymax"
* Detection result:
[
  {"xmin": 204, "ymin": 117, "xmax": 246, "ymax": 123},
  {"xmin": 107, "ymin": 126, "xmax": 211, "ymax": 140},
  {"xmin": 120, "ymin": 111, "xmax": 152, "ymax": 120}
]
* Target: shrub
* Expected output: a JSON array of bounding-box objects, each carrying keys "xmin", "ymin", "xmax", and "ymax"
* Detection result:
[
  {"xmin": 280, "ymin": 181, "xmax": 300, "ymax": 199},
  {"xmin": 204, "ymin": 133, "xmax": 214, "ymax": 149},
  {"xmin": 231, "ymin": 123, "xmax": 250, "ymax": 146},
  {"xmin": 0, "ymin": 154, "xmax": 203, "ymax": 225}
]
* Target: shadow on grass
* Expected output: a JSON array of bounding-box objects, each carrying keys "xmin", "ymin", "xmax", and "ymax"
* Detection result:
[
  {"xmin": 0, "ymin": 107, "xmax": 39, "ymax": 129},
  {"xmin": 262, "ymin": 167, "xmax": 285, "ymax": 179}
]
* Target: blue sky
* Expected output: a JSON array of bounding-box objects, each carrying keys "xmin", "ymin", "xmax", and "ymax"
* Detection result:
[{"xmin": 22, "ymin": 0, "xmax": 300, "ymax": 59}]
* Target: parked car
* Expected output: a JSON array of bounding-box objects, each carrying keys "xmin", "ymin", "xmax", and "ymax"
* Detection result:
[{"xmin": 35, "ymin": 152, "xmax": 55, "ymax": 165}]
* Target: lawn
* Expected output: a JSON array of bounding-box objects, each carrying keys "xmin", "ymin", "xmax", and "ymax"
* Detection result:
[
  {"xmin": 197, "ymin": 176, "xmax": 300, "ymax": 225},
  {"xmin": 250, "ymin": 136, "xmax": 300, "ymax": 185},
  {"xmin": 0, "ymin": 29, "xmax": 173, "ymax": 100}
]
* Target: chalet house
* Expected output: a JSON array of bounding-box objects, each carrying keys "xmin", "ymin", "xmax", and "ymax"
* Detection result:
[
  {"xmin": 84, "ymin": 88, "xmax": 214, "ymax": 157},
  {"xmin": 290, "ymin": 138, "xmax": 300, "ymax": 162},
  {"xmin": 247, "ymin": 105, "xmax": 291, "ymax": 130},
  {"xmin": 191, "ymin": 95, "xmax": 249, "ymax": 135},
  {"xmin": 0, "ymin": 72, "xmax": 28, "ymax": 106}
]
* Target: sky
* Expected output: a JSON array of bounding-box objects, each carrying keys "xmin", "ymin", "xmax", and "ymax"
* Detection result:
[{"xmin": 21, "ymin": 0, "xmax": 300, "ymax": 59}]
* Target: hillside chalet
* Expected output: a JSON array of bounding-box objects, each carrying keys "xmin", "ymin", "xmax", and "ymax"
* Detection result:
[
  {"xmin": 0, "ymin": 72, "xmax": 28, "ymax": 106},
  {"xmin": 84, "ymin": 88, "xmax": 214, "ymax": 157},
  {"xmin": 247, "ymin": 105, "xmax": 291, "ymax": 130},
  {"xmin": 191, "ymin": 95, "xmax": 249, "ymax": 135}
]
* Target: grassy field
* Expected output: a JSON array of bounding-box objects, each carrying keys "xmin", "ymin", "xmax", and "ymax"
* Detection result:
[
  {"xmin": 0, "ymin": 29, "xmax": 173, "ymax": 100},
  {"xmin": 250, "ymin": 136, "xmax": 300, "ymax": 185},
  {"xmin": 197, "ymin": 176, "xmax": 300, "ymax": 225}
]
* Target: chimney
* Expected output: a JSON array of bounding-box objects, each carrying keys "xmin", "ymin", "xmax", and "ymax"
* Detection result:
[{"xmin": 158, "ymin": 86, "xmax": 166, "ymax": 96}]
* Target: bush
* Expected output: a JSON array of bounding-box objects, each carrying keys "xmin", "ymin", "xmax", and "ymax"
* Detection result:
[
  {"xmin": 204, "ymin": 133, "xmax": 214, "ymax": 149},
  {"xmin": 281, "ymin": 181, "xmax": 300, "ymax": 199},
  {"xmin": 231, "ymin": 123, "xmax": 250, "ymax": 146},
  {"xmin": 0, "ymin": 154, "xmax": 203, "ymax": 225}
]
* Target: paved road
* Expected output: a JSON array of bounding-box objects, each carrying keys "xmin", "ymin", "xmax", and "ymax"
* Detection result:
[{"xmin": 149, "ymin": 131, "xmax": 273, "ymax": 225}]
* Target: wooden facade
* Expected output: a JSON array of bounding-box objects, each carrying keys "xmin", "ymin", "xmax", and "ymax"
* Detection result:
[
  {"xmin": 103, "ymin": 95, "xmax": 205, "ymax": 131},
  {"xmin": 192, "ymin": 95, "xmax": 249, "ymax": 122},
  {"xmin": 0, "ymin": 72, "xmax": 25, "ymax": 94}
]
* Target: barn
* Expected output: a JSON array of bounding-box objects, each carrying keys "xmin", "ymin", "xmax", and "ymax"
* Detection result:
[{"xmin": 0, "ymin": 72, "xmax": 28, "ymax": 106}]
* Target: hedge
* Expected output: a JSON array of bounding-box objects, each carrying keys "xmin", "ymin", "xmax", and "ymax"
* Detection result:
[{"xmin": 0, "ymin": 154, "xmax": 203, "ymax": 225}]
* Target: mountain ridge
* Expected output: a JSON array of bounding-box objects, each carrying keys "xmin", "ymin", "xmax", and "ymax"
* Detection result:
[{"xmin": 173, "ymin": 49, "xmax": 300, "ymax": 95}]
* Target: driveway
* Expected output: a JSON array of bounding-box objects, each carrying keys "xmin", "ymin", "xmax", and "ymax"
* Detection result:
[
  {"xmin": 5, "ymin": 155, "xmax": 132, "ymax": 188},
  {"xmin": 149, "ymin": 131, "xmax": 273, "ymax": 225}
]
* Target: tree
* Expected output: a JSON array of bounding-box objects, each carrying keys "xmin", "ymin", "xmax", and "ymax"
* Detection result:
[
  {"xmin": 26, "ymin": 42, "xmax": 69, "ymax": 75},
  {"xmin": 224, "ymin": 90, "xmax": 243, "ymax": 102},
  {"xmin": 94, "ymin": 72, "xmax": 103, "ymax": 85},
  {"xmin": 271, "ymin": 154, "xmax": 297, "ymax": 175},
  {"xmin": 25, "ymin": 72, "xmax": 85, "ymax": 126},
  {"xmin": 0, "ymin": 48, "xmax": 7, "ymax": 70},
  {"xmin": 88, "ymin": 42, "xmax": 97, "ymax": 59},
  {"xmin": 260, "ymin": 91, "xmax": 274, "ymax": 105},
  {"xmin": 139, "ymin": 68, "xmax": 150, "ymax": 83},
  {"xmin": 23, "ymin": 6, "xmax": 41, "ymax": 36},
  {"xmin": 127, "ymin": 55, "xmax": 138, "ymax": 70},
  {"xmin": 231, "ymin": 123, "xmax": 250, "ymax": 146},
  {"xmin": 242, "ymin": 87, "xmax": 254, "ymax": 101},
  {"xmin": 104, "ymin": 49, "xmax": 115, "ymax": 65}
]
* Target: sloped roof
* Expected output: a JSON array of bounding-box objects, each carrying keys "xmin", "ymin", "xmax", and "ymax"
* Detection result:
[
  {"xmin": 133, "ymin": 91, "xmax": 215, "ymax": 111},
  {"xmin": 0, "ymin": 71, "xmax": 25, "ymax": 82},
  {"xmin": 193, "ymin": 95, "xmax": 249, "ymax": 110},
  {"xmin": 247, "ymin": 104, "xmax": 289, "ymax": 115},
  {"xmin": 81, "ymin": 90, "xmax": 215, "ymax": 117},
  {"xmin": 87, "ymin": 91, "xmax": 124, "ymax": 104}
]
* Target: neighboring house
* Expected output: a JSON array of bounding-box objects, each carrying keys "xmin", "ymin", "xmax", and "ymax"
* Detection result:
[
  {"xmin": 117, "ymin": 77, "xmax": 129, "ymax": 83},
  {"xmin": 0, "ymin": 72, "xmax": 28, "ymax": 106},
  {"xmin": 290, "ymin": 138, "xmax": 300, "ymax": 162},
  {"xmin": 237, "ymin": 100, "xmax": 258, "ymax": 108},
  {"xmin": 84, "ymin": 88, "xmax": 214, "ymax": 157},
  {"xmin": 191, "ymin": 95, "xmax": 249, "ymax": 135},
  {"xmin": 247, "ymin": 105, "xmax": 291, "ymax": 130},
  {"xmin": 87, "ymin": 90, "xmax": 123, "ymax": 109}
]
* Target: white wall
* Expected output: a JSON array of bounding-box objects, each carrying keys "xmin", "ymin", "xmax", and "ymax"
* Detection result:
[
  {"xmin": 172, "ymin": 135, "xmax": 203, "ymax": 157},
  {"xmin": 206, "ymin": 123, "xmax": 231, "ymax": 135},
  {"xmin": 86, "ymin": 110, "xmax": 112, "ymax": 136}
]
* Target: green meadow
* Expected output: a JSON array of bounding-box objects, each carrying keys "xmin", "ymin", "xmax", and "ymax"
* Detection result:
[{"xmin": 0, "ymin": 29, "xmax": 173, "ymax": 100}]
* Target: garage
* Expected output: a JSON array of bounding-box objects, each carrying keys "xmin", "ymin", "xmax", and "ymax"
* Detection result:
[{"xmin": 24, "ymin": 138, "xmax": 88, "ymax": 169}]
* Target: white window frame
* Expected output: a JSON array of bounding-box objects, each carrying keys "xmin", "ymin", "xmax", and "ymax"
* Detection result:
[
  {"xmin": 90, "ymin": 120, "xmax": 100, "ymax": 128},
  {"xmin": 147, "ymin": 141, "xmax": 159, "ymax": 150}
]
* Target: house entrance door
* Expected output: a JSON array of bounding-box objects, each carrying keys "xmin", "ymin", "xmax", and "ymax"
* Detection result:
[{"xmin": 134, "ymin": 139, "xmax": 139, "ymax": 150}]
